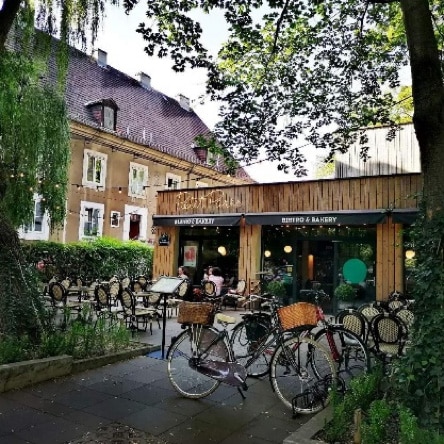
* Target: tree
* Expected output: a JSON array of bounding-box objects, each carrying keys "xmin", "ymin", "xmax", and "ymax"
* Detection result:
[
  {"xmin": 124, "ymin": 0, "xmax": 444, "ymax": 430},
  {"xmin": 0, "ymin": 0, "xmax": 109, "ymax": 339}
]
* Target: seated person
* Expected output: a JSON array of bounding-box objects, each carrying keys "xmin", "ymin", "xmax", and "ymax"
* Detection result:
[{"xmin": 209, "ymin": 266, "xmax": 225, "ymax": 296}]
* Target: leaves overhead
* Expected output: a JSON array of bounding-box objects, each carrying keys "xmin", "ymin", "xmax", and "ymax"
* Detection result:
[{"xmin": 127, "ymin": 0, "xmax": 422, "ymax": 175}]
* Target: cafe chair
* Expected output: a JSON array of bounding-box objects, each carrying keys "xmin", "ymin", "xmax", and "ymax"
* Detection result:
[
  {"xmin": 369, "ymin": 312, "xmax": 407, "ymax": 366},
  {"xmin": 393, "ymin": 307, "xmax": 415, "ymax": 335},
  {"xmin": 335, "ymin": 308, "xmax": 369, "ymax": 344},
  {"xmin": 120, "ymin": 288, "xmax": 154, "ymax": 335},
  {"xmin": 48, "ymin": 281, "xmax": 82, "ymax": 326},
  {"xmin": 94, "ymin": 284, "xmax": 122, "ymax": 328},
  {"xmin": 223, "ymin": 279, "xmax": 246, "ymax": 310},
  {"xmin": 357, "ymin": 302, "xmax": 385, "ymax": 323},
  {"xmin": 202, "ymin": 280, "xmax": 216, "ymax": 298}
]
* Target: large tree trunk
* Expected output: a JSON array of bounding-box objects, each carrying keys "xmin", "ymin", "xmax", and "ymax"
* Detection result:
[
  {"xmin": 401, "ymin": 0, "xmax": 444, "ymax": 208},
  {"xmin": 0, "ymin": 0, "xmax": 20, "ymax": 50}
]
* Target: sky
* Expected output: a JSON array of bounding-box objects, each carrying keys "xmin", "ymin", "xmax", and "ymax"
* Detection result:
[{"xmin": 94, "ymin": 3, "xmax": 316, "ymax": 183}]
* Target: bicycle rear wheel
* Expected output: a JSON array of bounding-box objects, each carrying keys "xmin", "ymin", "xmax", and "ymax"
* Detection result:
[
  {"xmin": 167, "ymin": 326, "xmax": 228, "ymax": 398},
  {"xmin": 230, "ymin": 316, "xmax": 273, "ymax": 377},
  {"xmin": 314, "ymin": 327, "xmax": 369, "ymax": 390},
  {"xmin": 270, "ymin": 336, "xmax": 336, "ymax": 414}
]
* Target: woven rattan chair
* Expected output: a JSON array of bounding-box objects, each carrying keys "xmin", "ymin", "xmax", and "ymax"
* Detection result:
[
  {"xmin": 94, "ymin": 284, "xmax": 122, "ymax": 326},
  {"xmin": 357, "ymin": 302, "xmax": 385, "ymax": 323},
  {"xmin": 120, "ymin": 288, "xmax": 153, "ymax": 334},
  {"xmin": 335, "ymin": 308, "xmax": 369, "ymax": 344},
  {"xmin": 369, "ymin": 312, "xmax": 407, "ymax": 364},
  {"xmin": 202, "ymin": 280, "xmax": 216, "ymax": 298},
  {"xmin": 393, "ymin": 307, "xmax": 414, "ymax": 335},
  {"xmin": 223, "ymin": 279, "xmax": 246, "ymax": 310}
]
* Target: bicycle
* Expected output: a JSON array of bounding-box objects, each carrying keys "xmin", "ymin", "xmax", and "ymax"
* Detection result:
[
  {"xmin": 230, "ymin": 291, "xmax": 370, "ymax": 390},
  {"xmin": 167, "ymin": 299, "xmax": 337, "ymax": 414}
]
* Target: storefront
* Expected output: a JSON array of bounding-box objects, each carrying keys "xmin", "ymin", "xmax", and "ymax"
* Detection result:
[{"xmin": 152, "ymin": 174, "xmax": 421, "ymax": 306}]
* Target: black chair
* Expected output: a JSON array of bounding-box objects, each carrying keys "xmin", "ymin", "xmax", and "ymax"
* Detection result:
[
  {"xmin": 369, "ymin": 312, "xmax": 407, "ymax": 365},
  {"xmin": 335, "ymin": 308, "xmax": 369, "ymax": 344},
  {"xmin": 120, "ymin": 288, "xmax": 153, "ymax": 334},
  {"xmin": 202, "ymin": 280, "xmax": 216, "ymax": 298}
]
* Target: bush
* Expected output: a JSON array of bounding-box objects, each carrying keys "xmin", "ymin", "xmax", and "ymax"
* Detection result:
[{"xmin": 21, "ymin": 237, "xmax": 153, "ymax": 282}]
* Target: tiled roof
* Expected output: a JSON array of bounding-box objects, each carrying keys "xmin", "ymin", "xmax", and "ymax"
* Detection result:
[{"xmin": 62, "ymin": 47, "xmax": 252, "ymax": 180}]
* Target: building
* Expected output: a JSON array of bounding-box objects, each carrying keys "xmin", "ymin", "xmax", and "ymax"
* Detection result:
[
  {"xmin": 151, "ymin": 125, "xmax": 422, "ymax": 308},
  {"xmin": 19, "ymin": 47, "xmax": 253, "ymax": 244}
]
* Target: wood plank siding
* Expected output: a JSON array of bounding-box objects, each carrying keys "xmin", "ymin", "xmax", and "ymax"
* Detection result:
[{"xmin": 153, "ymin": 174, "xmax": 422, "ymax": 300}]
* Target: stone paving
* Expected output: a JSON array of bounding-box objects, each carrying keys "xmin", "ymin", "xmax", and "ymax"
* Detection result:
[{"xmin": 0, "ymin": 309, "xmax": 315, "ymax": 444}]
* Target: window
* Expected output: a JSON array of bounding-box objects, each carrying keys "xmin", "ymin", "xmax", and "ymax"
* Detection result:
[
  {"xmin": 129, "ymin": 162, "xmax": 148, "ymax": 197},
  {"xmin": 165, "ymin": 173, "xmax": 181, "ymax": 190},
  {"xmin": 82, "ymin": 149, "xmax": 107, "ymax": 189},
  {"xmin": 103, "ymin": 106, "xmax": 115, "ymax": 130},
  {"xmin": 18, "ymin": 195, "xmax": 49, "ymax": 240},
  {"xmin": 110, "ymin": 211, "xmax": 120, "ymax": 228},
  {"xmin": 79, "ymin": 201, "xmax": 104, "ymax": 239},
  {"xmin": 196, "ymin": 181, "xmax": 208, "ymax": 188}
]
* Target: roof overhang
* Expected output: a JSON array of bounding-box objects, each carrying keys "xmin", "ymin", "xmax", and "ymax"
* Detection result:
[{"xmin": 152, "ymin": 213, "xmax": 242, "ymax": 227}]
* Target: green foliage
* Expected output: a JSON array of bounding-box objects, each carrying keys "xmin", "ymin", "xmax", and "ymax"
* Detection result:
[
  {"xmin": 0, "ymin": 51, "xmax": 70, "ymax": 229},
  {"xmin": 265, "ymin": 280, "xmax": 287, "ymax": 299},
  {"xmin": 394, "ymin": 205, "xmax": 444, "ymax": 432},
  {"xmin": 334, "ymin": 283, "xmax": 356, "ymax": 301},
  {"xmin": 360, "ymin": 399, "xmax": 392, "ymax": 444},
  {"xmin": 21, "ymin": 238, "xmax": 154, "ymax": 281}
]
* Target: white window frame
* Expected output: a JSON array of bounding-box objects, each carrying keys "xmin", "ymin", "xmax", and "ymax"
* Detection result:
[
  {"xmin": 110, "ymin": 211, "xmax": 120, "ymax": 228},
  {"xmin": 79, "ymin": 201, "xmax": 104, "ymax": 239},
  {"xmin": 195, "ymin": 180, "xmax": 208, "ymax": 188},
  {"xmin": 165, "ymin": 173, "xmax": 181, "ymax": 190},
  {"xmin": 82, "ymin": 149, "xmax": 108, "ymax": 189},
  {"xmin": 122, "ymin": 205, "xmax": 148, "ymax": 241},
  {"xmin": 128, "ymin": 162, "xmax": 148, "ymax": 198},
  {"xmin": 18, "ymin": 194, "xmax": 50, "ymax": 241}
]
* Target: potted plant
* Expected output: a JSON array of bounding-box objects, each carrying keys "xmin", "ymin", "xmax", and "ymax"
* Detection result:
[
  {"xmin": 334, "ymin": 282, "xmax": 356, "ymax": 309},
  {"xmin": 265, "ymin": 280, "xmax": 288, "ymax": 302}
]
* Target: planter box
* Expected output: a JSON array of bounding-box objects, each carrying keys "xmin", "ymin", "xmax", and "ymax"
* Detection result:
[{"xmin": 0, "ymin": 343, "xmax": 157, "ymax": 393}]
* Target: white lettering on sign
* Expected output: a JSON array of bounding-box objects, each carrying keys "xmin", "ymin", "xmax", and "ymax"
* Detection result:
[
  {"xmin": 281, "ymin": 216, "xmax": 338, "ymax": 224},
  {"xmin": 174, "ymin": 218, "xmax": 216, "ymax": 225}
]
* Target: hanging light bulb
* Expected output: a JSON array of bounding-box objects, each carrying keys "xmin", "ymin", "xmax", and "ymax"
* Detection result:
[
  {"xmin": 217, "ymin": 246, "xmax": 227, "ymax": 256},
  {"xmin": 284, "ymin": 245, "xmax": 293, "ymax": 253},
  {"xmin": 405, "ymin": 249, "xmax": 415, "ymax": 259},
  {"xmin": 264, "ymin": 250, "xmax": 271, "ymax": 258}
]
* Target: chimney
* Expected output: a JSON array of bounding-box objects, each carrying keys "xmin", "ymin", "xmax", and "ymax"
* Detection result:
[
  {"xmin": 178, "ymin": 94, "xmax": 191, "ymax": 112},
  {"xmin": 137, "ymin": 72, "xmax": 151, "ymax": 89},
  {"xmin": 97, "ymin": 49, "xmax": 107, "ymax": 68}
]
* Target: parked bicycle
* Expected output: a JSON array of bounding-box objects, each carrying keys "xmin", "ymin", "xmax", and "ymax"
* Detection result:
[
  {"xmin": 167, "ymin": 299, "xmax": 337, "ymax": 414},
  {"xmin": 230, "ymin": 291, "xmax": 369, "ymax": 390}
]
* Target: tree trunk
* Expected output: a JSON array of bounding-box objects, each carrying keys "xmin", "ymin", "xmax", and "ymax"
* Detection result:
[
  {"xmin": 0, "ymin": 0, "xmax": 20, "ymax": 50},
  {"xmin": 401, "ymin": 0, "xmax": 444, "ymax": 209}
]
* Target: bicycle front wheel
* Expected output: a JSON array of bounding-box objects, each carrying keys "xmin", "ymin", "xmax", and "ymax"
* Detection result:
[
  {"xmin": 270, "ymin": 336, "xmax": 336, "ymax": 414},
  {"xmin": 230, "ymin": 318, "xmax": 273, "ymax": 377},
  {"xmin": 314, "ymin": 327, "xmax": 369, "ymax": 390},
  {"xmin": 167, "ymin": 326, "xmax": 228, "ymax": 398}
]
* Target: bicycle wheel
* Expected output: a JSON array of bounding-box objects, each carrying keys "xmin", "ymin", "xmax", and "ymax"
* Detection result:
[
  {"xmin": 314, "ymin": 327, "xmax": 369, "ymax": 390},
  {"xmin": 270, "ymin": 336, "xmax": 336, "ymax": 414},
  {"xmin": 230, "ymin": 316, "xmax": 273, "ymax": 377},
  {"xmin": 167, "ymin": 326, "xmax": 228, "ymax": 398}
]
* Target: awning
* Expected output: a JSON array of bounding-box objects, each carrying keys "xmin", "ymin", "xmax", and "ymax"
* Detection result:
[
  {"xmin": 152, "ymin": 213, "xmax": 242, "ymax": 227},
  {"xmin": 245, "ymin": 210, "xmax": 387, "ymax": 226},
  {"xmin": 391, "ymin": 209, "xmax": 419, "ymax": 225}
]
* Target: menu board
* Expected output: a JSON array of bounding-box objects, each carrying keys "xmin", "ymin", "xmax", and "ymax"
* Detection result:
[{"xmin": 150, "ymin": 277, "xmax": 184, "ymax": 294}]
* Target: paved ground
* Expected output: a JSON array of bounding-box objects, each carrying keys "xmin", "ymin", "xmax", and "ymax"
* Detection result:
[{"xmin": 0, "ymin": 309, "xmax": 315, "ymax": 444}]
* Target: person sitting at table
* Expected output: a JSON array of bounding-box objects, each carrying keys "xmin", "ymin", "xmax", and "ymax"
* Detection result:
[{"xmin": 209, "ymin": 266, "xmax": 225, "ymax": 296}]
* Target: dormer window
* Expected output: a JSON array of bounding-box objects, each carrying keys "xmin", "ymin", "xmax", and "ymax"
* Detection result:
[{"xmin": 85, "ymin": 98, "xmax": 118, "ymax": 131}]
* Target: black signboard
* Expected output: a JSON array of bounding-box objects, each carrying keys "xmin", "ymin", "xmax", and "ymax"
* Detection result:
[
  {"xmin": 153, "ymin": 213, "xmax": 242, "ymax": 227},
  {"xmin": 245, "ymin": 210, "xmax": 387, "ymax": 226}
]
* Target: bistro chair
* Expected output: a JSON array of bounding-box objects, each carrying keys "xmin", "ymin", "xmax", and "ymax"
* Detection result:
[
  {"xmin": 393, "ymin": 307, "xmax": 415, "ymax": 335},
  {"xmin": 223, "ymin": 279, "xmax": 246, "ymax": 310},
  {"xmin": 48, "ymin": 281, "xmax": 82, "ymax": 326},
  {"xmin": 369, "ymin": 312, "xmax": 407, "ymax": 366},
  {"xmin": 335, "ymin": 308, "xmax": 369, "ymax": 344},
  {"xmin": 357, "ymin": 302, "xmax": 385, "ymax": 323},
  {"xmin": 202, "ymin": 280, "xmax": 216, "ymax": 298},
  {"xmin": 120, "ymin": 288, "xmax": 153, "ymax": 335},
  {"xmin": 94, "ymin": 284, "xmax": 122, "ymax": 328}
]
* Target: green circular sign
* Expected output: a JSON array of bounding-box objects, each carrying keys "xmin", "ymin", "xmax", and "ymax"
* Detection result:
[{"xmin": 343, "ymin": 259, "xmax": 367, "ymax": 284}]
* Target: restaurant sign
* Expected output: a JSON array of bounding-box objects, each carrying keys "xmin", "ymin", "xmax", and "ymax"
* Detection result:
[
  {"xmin": 153, "ymin": 214, "xmax": 242, "ymax": 227},
  {"xmin": 245, "ymin": 211, "xmax": 387, "ymax": 226}
]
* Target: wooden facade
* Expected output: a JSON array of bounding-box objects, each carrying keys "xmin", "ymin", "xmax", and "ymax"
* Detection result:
[{"xmin": 153, "ymin": 174, "xmax": 422, "ymax": 301}]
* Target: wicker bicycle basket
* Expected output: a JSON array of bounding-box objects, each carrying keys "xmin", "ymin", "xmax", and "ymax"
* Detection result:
[
  {"xmin": 177, "ymin": 301, "xmax": 215, "ymax": 325},
  {"xmin": 277, "ymin": 302, "xmax": 318, "ymax": 331}
]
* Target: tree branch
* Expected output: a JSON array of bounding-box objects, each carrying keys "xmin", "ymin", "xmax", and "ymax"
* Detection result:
[
  {"xmin": 0, "ymin": 0, "xmax": 21, "ymax": 50},
  {"xmin": 271, "ymin": 0, "xmax": 291, "ymax": 55}
]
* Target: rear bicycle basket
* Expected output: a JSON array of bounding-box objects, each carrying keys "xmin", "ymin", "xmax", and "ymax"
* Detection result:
[
  {"xmin": 177, "ymin": 301, "xmax": 215, "ymax": 325},
  {"xmin": 277, "ymin": 302, "xmax": 318, "ymax": 332}
]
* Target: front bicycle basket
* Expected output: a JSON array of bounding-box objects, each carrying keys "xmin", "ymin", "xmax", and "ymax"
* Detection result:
[
  {"xmin": 177, "ymin": 301, "xmax": 215, "ymax": 325},
  {"xmin": 277, "ymin": 302, "xmax": 318, "ymax": 331}
]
